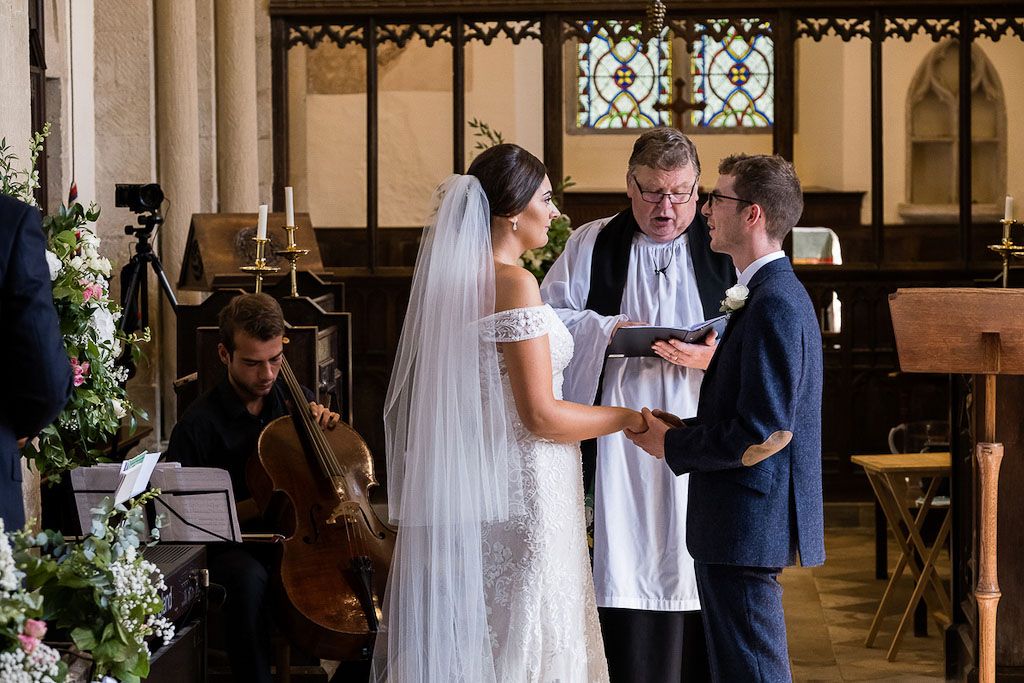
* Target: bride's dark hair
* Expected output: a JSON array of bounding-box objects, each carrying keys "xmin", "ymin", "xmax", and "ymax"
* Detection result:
[{"xmin": 467, "ymin": 143, "xmax": 546, "ymax": 219}]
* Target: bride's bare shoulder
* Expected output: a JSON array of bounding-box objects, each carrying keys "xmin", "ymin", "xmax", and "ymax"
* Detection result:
[{"xmin": 494, "ymin": 263, "xmax": 543, "ymax": 313}]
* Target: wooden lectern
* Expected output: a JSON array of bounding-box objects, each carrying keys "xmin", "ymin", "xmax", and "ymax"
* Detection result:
[{"xmin": 890, "ymin": 288, "xmax": 1024, "ymax": 683}]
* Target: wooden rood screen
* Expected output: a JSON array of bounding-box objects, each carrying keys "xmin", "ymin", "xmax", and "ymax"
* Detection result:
[
  {"xmin": 268, "ymin": 0, "xmax": 1023, "ymax": 270},
  {"xmin": 268, "ymin": 4, "xmax": 1024, "ymax": 676}
]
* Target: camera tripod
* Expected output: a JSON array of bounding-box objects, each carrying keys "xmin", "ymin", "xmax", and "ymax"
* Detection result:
[{"xmin": 119, "ymin": 210, "xmax": 178, "ymax": 336}]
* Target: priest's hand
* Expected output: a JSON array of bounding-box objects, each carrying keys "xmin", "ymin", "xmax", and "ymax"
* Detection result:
[
  {"xmin": 610, "ymin": 319, "xmax": 648, "ymax": 341},
  {"xmin": 309, "ymin": 402, "xmax": 341, "ymax": 429},
  {"xmin": 652, "ymin": 329, "xmax": 718, "ymax": 370},
  {"xmin": 624, "ymin": 407, "xmax": 673, "ymax": 459}
]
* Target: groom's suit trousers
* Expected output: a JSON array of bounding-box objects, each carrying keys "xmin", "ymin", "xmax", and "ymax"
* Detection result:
[{"xmin": 694, "ymin": 562, "xmax": 791, "ymax": 683}]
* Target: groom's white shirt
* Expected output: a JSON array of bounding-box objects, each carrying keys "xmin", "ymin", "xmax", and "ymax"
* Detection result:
[
  {"xmin": 542, "ymin": 216, "xmax": 704, "ymax": 612},
  {"xmin": 737, "ymin": 250, "xmax": 786, "ymax": 287}
]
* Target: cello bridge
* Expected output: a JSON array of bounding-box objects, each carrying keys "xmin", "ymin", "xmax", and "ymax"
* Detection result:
[{"xmin": 326, "ymin": 500, "xmax": 362, "ymax": 525}]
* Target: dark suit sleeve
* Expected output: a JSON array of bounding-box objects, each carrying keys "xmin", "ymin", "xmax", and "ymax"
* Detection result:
[
  {"xmin": 1, "ymin": 201, "xmax": 72, "ymax": 439},
  {"xmin": 664, "ymin": 298, "xmax": 803, "ymax": 475}
]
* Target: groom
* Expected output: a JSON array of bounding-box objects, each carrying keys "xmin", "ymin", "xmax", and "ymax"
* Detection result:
[{"xmin": 626, "ymin": 154, "xmax": 824, "ymax": 681}]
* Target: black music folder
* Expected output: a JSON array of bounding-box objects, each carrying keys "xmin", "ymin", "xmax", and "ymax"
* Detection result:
[{"xmin": 606, "ymin": 315, "xmax": 729, "ymax": 358}]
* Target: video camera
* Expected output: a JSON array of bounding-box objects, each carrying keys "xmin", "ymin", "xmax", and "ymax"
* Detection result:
[{"xmin": 115, "ymin": 183, "xmax": 164, "ymax": 214}]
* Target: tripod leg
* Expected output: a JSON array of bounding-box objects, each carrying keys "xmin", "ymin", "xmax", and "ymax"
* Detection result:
[
  {"xmin": 149, "ymin": 255, "xmax": 179, "ymax": 310},
  {"xmin": 119, "ymin": 258, "xmax": 145, "ymax": 334}
]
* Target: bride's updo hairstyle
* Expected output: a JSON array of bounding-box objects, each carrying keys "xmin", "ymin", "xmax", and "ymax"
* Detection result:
[{"xmin": 467, "ymin": 143, "xmax": 546, "ymax": 220}]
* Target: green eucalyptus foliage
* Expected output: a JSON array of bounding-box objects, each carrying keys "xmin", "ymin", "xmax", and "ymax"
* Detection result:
[{"xmin": 13, "ymin": 491, "xmax": 168, "ymax": 683}]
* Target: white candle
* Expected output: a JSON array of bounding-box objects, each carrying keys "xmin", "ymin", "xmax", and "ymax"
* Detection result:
[
  {"xmin": 257, "ymin": 204, "xmax": 268, "ymax": 240},
  {"xmin": 285, "ymin": 186, "xmax": 295, "ymax": 227},
  {"xmin": 1005, "ymin": 195, "xmax": 1014, "ymax": 223}
]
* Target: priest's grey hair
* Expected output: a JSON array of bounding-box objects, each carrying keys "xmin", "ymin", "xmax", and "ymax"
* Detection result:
[{"xmin": 627, "ymin": 127, "xmax": 701, "ymax": 177}]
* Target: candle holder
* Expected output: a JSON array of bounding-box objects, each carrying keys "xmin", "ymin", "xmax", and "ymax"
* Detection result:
[
  {"xmin": 989, "ymin": 219, "xmax": 1024, "ymax": 288},
  {"xmin": 240, "ymin": 236, "xmax": 281, "ymax": 293},
  {"xmin": 274, "ymin": 224, "xmax": 310, "ymax": 297}
]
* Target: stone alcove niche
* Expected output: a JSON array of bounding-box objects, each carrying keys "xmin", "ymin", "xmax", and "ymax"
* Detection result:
[{"xmin": 899, "ymin": 40, "xmax": 1007, "ymax": 223}]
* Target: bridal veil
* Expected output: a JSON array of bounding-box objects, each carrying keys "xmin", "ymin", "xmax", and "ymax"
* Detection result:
[{"xmin": 373, "ymin": 174, "xmax": 520, "ymax": 682}]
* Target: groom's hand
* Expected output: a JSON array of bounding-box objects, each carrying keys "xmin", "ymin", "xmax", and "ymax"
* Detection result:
[
  {"xmin": 651, "ymin": 409, "xmax": 684, "ymax": 429},
  {"xmin": 652, "ymin": 329, "xmax": 718, "ymax": 370},
  {"xmin": 625, "ymin": 408, "xmax": 671, "ymax": 459}
]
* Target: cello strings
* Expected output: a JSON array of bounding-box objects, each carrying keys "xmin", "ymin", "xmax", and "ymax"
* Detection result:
[
  {"xmin": 281, "ymin": 359, "xmax": 341, "ymax": 477},
  {"xmin": 281, "ymin": 357, "xmax": 374, "ymax": 555}
]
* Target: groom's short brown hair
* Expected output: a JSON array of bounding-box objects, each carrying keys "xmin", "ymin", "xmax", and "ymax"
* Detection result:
[{"xmin": 718, "ymin": 154, "xmax": 803, "ymax": 243}]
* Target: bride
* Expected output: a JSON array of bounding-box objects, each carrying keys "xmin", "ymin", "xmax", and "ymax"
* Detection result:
[{"xmin": 373, "ymin": 144, "xmax": 646, "ymax": 682}]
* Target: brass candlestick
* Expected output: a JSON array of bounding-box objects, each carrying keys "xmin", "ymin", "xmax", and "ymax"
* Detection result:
[
  {"xmin": 274, "ymin": 224, "xmax": 309, "ymax": 297},
  {"xmin": 240, "ymin": 236, "xmax": 281, "ymax": 293},
  {"xmin": 989, "ymin": 219, "xmax": 1024, "ymax": 288}
]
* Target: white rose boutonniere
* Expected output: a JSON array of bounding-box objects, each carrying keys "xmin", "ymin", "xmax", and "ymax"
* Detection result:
[{"xmin": 720, "ymin": 284, "xmax": 749, "ymax": 314}]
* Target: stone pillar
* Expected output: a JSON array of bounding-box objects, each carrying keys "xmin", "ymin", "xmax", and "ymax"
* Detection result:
[
  {"xmin": 70, "ymin": 0, "xmax": 97, "ymax": 204},
  {"xmin": 287, "ymin": 45, "xmax": 307, "ymax": 213},
  {"xmin": 0, "ymin": 0, "xmax": 41, "ymax": 528},
  {"xmin": 0, "ymin": 2, "xmax": 32, "ymax": 166},
  {"xmin": 154, "ymin": 0, "xmax": 201, "ymax": 439},
  {"xmin": 215, "ymin": 0, "xmax": 259, "ymax": 212}
]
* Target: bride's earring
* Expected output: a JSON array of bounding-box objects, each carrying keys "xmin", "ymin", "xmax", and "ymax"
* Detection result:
[{"xmin": 511, "ymin": 217, "xmax": 519, "ymax": 231}]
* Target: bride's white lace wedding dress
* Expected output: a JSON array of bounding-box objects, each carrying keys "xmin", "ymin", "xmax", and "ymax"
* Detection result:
[{"xmin": 480, "ymin": 304, "xmax": 610, "ymax": 683}]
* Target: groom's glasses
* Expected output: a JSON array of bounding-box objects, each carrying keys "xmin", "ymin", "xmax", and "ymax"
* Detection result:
[
  {"xmin": 705, "ymin": 191, "xmax": 754, "ymax": 207},
  {"xmin": 630, "ymin": 175, "xmax": 697, "ymax": 205}
]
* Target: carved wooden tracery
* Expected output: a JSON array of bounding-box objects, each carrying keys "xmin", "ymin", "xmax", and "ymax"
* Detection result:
[
  {"xmin": 796, "ymin": 17, "xmax": 870, "ymax": 41},
  {"xmin": 465, "ymin": 19, "xmax": 542, "ymax": 45},
  {"xmin": 289, "ymin": 24, "xmax": 366, "ymax": 49},
  {"xmin": 289, "ymin": 19, "xmax": 542, "ymax": 49}
]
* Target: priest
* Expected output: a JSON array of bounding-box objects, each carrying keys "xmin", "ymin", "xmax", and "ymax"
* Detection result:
[{"xmin": 540, "ymin": 127, "xmax": 734, "ymax": 682}]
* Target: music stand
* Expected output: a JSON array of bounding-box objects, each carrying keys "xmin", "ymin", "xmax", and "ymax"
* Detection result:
[
  {"xmin": 890, "ymin": 287, "xmax": 1024, "ymax": 683},
  {"xmin": 70, "ymin": 463, "xmax": 242, "ymax": 543}
]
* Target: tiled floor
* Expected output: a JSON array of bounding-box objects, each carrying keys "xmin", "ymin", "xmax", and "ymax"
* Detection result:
[{"xmin": 782, "ymin": 525, "xmax": 948, "ymax": 682}]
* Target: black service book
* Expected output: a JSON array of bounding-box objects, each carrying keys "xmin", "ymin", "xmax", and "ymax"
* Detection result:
[{"xmin": 606, "ymin": 314, "xmax": 729, "ymax": 358}]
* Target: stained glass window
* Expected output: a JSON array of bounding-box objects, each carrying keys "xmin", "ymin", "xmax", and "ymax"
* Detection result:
[
  {"xmin": 576, "ymin": 23, "xmax": 671, "ymax": 129},
  {"xmin": 690, "ymin": 21, "xmax": 774, "ymax": 128}
]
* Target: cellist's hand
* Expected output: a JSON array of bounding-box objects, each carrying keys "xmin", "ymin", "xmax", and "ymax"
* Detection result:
[{"xmin": 309, "ymin": 402, "xmax": 341, "ymax": 429}]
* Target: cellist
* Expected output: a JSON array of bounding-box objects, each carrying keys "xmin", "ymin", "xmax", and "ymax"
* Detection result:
[{"xmin": 166, "ymin": 293, "xmax": 340, "ymax": 683}]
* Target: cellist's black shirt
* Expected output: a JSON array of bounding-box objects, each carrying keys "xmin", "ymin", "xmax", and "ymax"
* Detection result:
[{"xmin": 166, "ymin": 375, "xmax": 312, "ymax": 503}]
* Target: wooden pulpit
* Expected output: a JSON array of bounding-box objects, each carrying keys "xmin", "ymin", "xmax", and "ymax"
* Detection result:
[
  {"xmin": 890, "ymin": 288, "xmax": 1024, "ymax": 683},
  {"xmin": 178, "ymin": 212, "xmax": 325, "ymax": 291}
]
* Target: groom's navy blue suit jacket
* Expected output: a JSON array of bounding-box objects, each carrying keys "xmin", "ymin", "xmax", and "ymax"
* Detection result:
[
  {"xmin": 0, "ymin": 193, "xmax": 72, "ymax": 529},
  {"xmin": 664, "ymin": 257, "xmax": 825, "ymax": 568}
]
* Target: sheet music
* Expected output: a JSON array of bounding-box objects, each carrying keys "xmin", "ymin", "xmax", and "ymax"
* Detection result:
[
  {"xmin": 150, "ymin": 467, "xmax": 241, "ymax": 543},
  {"xmin": 70, "ymin": 463, "xmax": 241, "ymax": 543}
]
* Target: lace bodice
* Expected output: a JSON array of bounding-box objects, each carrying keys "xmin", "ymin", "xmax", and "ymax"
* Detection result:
[{"xmin": 481, "ymin": 304, "xmax": 575, "ymax": 398}]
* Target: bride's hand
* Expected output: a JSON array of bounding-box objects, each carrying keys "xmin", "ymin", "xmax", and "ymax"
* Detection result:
[{"xmin": 625, "ymin": 410, "xmax": 648, "ymax": 434}]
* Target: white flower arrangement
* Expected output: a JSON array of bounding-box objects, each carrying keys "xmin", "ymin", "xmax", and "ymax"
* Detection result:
[
  {"xmin": 720, "ymin": 284, "xmax": 750, "ymax": 314},
  {"xmin": 12, "ymin": 491, "xmax": 173, "ymax": 683},
  {"xmin": 0, "ymin": 519, "xmax": 68, "ymax": 683},
  {"xmin": 0, "ymin": 126, "xmax": 149, "ymax": 480}
]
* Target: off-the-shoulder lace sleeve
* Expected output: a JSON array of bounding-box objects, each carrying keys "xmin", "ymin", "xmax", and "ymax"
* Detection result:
[{"xmin": 481, "ymin": 305, "xmax": 553, "ymax": 343}]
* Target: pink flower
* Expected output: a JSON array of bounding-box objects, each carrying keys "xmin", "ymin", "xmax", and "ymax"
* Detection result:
[
  {"xmin": 18, "ymin": 634, "xmax": 38, "ymax": 653},
  {"xmin": 70, "ymin": 357, "xmax": 90, "ymax": 386},
  {"xmin": 80, "ymin": 279, "xmax": 104, "ymax": 302},
  {"xmin": 24, "ymin": 619, "xmax": 47, "ymax": 639}
]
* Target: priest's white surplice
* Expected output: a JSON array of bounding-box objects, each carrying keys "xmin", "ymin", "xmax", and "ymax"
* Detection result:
[{"xmin": 541, "ymin": 217, "xmax": 706, "ymax": 611}]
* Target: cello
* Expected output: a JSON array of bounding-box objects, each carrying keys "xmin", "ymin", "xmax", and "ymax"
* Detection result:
[{"xmin": 246, "ymin": 354, "xmax": 396, "ymax": 661}]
